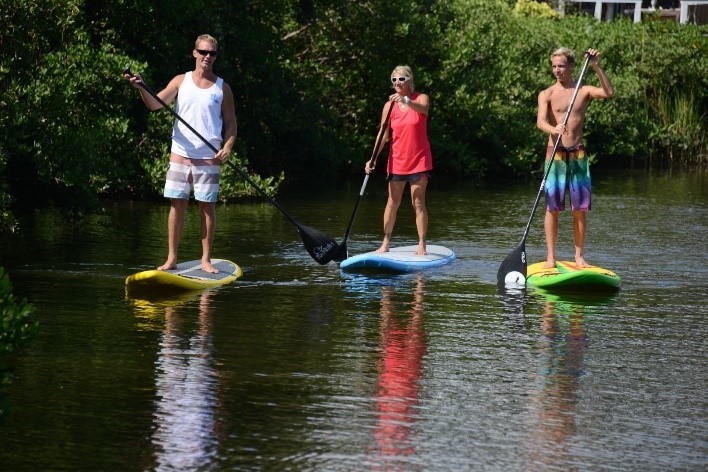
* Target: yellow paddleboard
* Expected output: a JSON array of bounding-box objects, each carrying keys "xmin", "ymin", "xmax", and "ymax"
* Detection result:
[{"xmin": 125, "ymin": 259, "xmax": 242, "ymax": 294}]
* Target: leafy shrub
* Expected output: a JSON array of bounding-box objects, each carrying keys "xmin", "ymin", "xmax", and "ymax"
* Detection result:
[
  {"xmin": 0, "ymin": 267, "xmax": 38, "ymax": 386},
  {"xmin": 514, "ymin": 0, "xmax": 560, "ymax": 18}
]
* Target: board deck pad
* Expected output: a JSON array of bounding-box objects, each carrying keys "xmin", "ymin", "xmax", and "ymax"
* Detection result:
[
  {"xmin": 339, "ymin": 244, "xmax": 455, "ymax": 273},
  {"xmin": 527, "ymin": 260, "xmax": 620, "ymax": 292},
  {"xmin": 125, "ymin": 259, "xmax": 242, "ymax": 294}
]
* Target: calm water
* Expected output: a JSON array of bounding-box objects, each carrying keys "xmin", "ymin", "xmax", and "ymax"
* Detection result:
[{"xmin": 0, "ymin": 170, "xmax": 706, "ymax": 470}]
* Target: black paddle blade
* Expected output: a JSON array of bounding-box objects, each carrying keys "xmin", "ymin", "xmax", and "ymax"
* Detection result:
[
  {"xmin": 297, "ymin": 224, "xmax": 341, "ymax": 265},
  {"xmin": 497, "ymin": 242, "xmax": 527, "ymax": 288},
  {"xmin": 332, "ymin": 242, "xmax": 348, "ymax": 263}
]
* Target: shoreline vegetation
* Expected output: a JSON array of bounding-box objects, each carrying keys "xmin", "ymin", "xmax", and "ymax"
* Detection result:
[{"xmin": 0, "ymin": 0, "xmax": 706, "ymax": 230}]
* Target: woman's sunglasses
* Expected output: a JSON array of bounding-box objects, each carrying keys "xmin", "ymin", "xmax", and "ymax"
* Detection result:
[{"xmin": 391, "ymin": 76, "xmax": 411, "ymax": 83}]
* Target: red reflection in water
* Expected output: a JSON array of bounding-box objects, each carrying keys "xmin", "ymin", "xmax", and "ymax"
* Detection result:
[{"xmin": 371, "ymin": 275, "xmax": 426, "ymax": 467}]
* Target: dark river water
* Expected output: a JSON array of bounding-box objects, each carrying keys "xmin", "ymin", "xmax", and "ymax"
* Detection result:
[{"xmin": 0, "ymin": 169, "xmax": 706, "ymax": 470}]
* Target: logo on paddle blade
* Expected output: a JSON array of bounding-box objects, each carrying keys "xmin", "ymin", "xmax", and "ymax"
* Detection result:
[
  {"xmin": 504, "ymin": 271, "xmax": 526, "ymax": 286},
  {"xmin": 312, "ymin": 242, "xmax": 337, "ymax": 261}
]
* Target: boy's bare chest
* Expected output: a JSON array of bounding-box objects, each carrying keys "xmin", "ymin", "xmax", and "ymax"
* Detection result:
[{"xmin": 550, "ymin": 89, "xmax": 576, "ymax": 114}]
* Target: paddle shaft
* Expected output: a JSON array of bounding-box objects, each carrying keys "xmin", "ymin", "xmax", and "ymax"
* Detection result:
[
  {"xmin": 518, "ymin": 55, "xmax": 592, "ymax": 246},
  {"xmin": 123, "ymin": 66, "xmax": 303, "ymax": 228},
  {"xmin": 339, "ymin": 100, "xmax": 395, "ymax": 248}
]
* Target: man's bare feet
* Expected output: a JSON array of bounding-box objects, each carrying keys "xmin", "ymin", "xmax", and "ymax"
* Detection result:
[
  {"xmin": 415, "ymin": 244, "xmax": 427, "ymax": 256},
  {"xmin": 157, "ymin": 260, "xmax": 177, "ymax": 271},
  {"xmin": 544, "ymin": 259, "xmax": 556, "ymax": 269},
  {"xmin": 201, "ymin": 261, "xmax": 219, "ymax": 274}
]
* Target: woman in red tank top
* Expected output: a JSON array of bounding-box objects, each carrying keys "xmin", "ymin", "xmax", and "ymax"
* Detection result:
[{"xmin": 365, "ymin": 65, "xmax": 433, "ymax": 255}]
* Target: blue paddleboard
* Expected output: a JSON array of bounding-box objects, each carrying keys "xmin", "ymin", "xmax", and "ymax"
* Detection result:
[{"xmin": 340, "ymin": 244, "xmax": 455, "ymax": 273}]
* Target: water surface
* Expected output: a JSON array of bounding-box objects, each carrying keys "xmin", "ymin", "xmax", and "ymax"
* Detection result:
[{"xmin": 0, "ymin": 169, "xmax": 706, "ymax": 470}]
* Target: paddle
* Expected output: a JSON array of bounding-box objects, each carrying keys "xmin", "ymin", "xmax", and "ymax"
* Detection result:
[
  {"xmin": 333, "ymin": 100, "xmax": 395, "ymax": 262},
  {"xmin": 496, "ymin": 53, "xmax": 592, "ymax": 287},
  {"xmin": 123, "ymin": 66, "xmax": 341, "ymax": 265}
]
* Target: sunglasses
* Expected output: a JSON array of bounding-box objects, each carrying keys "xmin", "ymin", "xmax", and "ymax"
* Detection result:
[
  {"xmin": 196, "ymin": 49, "xmax": 218, "ymax": 57},
  {"xmin": 391, "ymin": 76, "xmax": 411, "ymax": 83}
]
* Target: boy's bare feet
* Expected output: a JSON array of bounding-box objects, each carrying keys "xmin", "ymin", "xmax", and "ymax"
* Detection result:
[{"xmin": 575, "ymin": 256, "xmax": 591, "ymax": 268}]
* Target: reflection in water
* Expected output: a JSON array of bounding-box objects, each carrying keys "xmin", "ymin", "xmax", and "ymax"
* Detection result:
[
  {"xmin": 370, "ymin": 275, "xmax": 426, "ymax": 469},
  {"xmin": 528, "ymin": 296, "xmax": 588, "ymax": 468},
  {"xmin": 132, "ymin": 291, "xmax": 221, "ymax": 470}
]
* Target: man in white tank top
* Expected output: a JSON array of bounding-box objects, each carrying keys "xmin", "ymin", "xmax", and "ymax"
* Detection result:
[{"xmin": 125, "ymin": 34, "xmax": 237, "ymax": 273}]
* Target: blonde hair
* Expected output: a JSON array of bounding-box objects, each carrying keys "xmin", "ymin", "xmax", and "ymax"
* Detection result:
[
  {"xmin": 550, "ymin": 47, "xmax": 575, "ymax": 66},
  {"xmin": 195, "ymin": 34, "xmax": 218, "ymax": 49},
  {"xmin": 391, "ymin": 65, "xmax": 415, "ymax": 92}
]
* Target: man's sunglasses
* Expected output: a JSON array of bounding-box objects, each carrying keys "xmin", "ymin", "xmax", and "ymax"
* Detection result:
[
  {"xmin": 391, "ymin": 76, "xmax": 411, "ymax": 83},
  {"xmin": 196, "ymin": 49, "xmax": 218, "ymax": 57}
]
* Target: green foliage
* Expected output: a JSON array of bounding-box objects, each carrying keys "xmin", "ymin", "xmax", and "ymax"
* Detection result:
[
  {"xmin": 0, "ymin": 267, "xmax": 38, "ymax": 361},
  {"xmin": 435, "ymin": 0, "xmax": 707, "ymax": 176},
  {"xmin": 0, "ymin": 146, "xmax": 18, "ymax": 234},
  {"xmin": 283, "ymin": 0, "xmax": 445, "ymax": 173},
  {"xmin": 1, "ymin": 2, "xmax": 141, "ymax": 209},
  {"xmin": 0, "ymin": 0, "xmax": 706, "ymax": 223},
  {"xmin": 649, "ymin": 89, "xmax": 706, "ymax": 165},
  {"xmin": 514, "ymin": 0, "xmax": 560, "ymax": 19}
]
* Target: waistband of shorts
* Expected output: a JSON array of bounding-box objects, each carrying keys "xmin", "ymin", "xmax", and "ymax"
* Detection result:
[{"xmin": 546, "ymin": 144, "xmax": 585, "ymax": 157}]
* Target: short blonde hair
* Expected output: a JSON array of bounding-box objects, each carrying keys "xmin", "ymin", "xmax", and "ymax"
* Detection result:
[
  {"xmin": 195, "ymin": 34, "xmax": 218, "ymax": 50},
  {"xmin": 550, "ymin": 47, "xmax": 575, "ymax": 66},
  {"xmin": 391, "ymin": 65, "xmax": 415, "ymax": 92}
]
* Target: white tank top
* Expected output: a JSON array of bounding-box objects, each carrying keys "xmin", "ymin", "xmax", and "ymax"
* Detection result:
[{"xmin": 171, "ymin": 71, "xmax": 224, "ymax": 159}]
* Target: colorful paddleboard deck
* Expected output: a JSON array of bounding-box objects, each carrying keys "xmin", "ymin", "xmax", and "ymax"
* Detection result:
[
  {"xmin": 340, "ymin": 245, "xmax": 455, "ymax": 273},
  {"xmin": 527, "ymin": 261, "xmax": 621, "ymax": 292},
  {"xmin": 125, "ymin": 259, "xmax": 242, "ymax": 294}
]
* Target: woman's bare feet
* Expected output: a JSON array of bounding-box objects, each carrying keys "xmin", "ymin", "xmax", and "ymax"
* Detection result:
[
  {"xmin": 544, "ymin": 258, "xmax": 556, "ymax": 269},
  {"xmin": 374, "ymin": 244, "xmax": 390, "ymax": 254},
  {"xmin": 415, "ymin": 243, "xmax": 427, "ymax": 256}
]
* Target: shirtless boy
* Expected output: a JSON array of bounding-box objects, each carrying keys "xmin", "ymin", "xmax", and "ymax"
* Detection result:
[{"xmin": 536, "ymin": 47, "xmax": 614, "ymax": 268}]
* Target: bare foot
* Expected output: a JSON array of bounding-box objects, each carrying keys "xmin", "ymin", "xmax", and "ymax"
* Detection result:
[
  {"xmin": 416, "ymin": 244, "xmax": 427, "ymax": 256},
  {"xmin": 374, "ymin": 244, "xmax": 390, "ymax": 254},
  {"xmin": 544, "ymin": 259, "xmax": 556, "ymax": 269},
  {"xmin": 157, "ymin": 260, "xmax": 177, "ymax": 271},
  {"xmin": 575, "ymin": 257, "xmax": 591, "ymax": 268},
  {"xmin": 201, "ymin": 261, "xmax": 220, "ymax": 274}
]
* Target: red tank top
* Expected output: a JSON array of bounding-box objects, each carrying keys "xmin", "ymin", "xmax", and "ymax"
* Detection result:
[{"xmin": 387, "ymin": 92, "xmax": 433, "ymax": 175}]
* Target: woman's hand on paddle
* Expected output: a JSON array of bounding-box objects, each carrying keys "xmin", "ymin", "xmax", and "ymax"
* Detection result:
[{"xmin": 364, "ymin": 159, "xmax": 375, "ymax": 174}]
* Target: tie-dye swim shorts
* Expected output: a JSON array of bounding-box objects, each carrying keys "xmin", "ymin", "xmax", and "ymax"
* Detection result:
[{"xmin": 544, "ymin": 144, "xmax": 591, "ymax": 212}]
